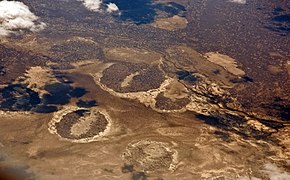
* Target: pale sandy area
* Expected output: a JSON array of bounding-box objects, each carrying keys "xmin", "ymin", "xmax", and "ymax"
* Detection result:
[
  {"xmin": 205, "ymin": 52, "xmax": 245, "ymax": 76},
  {"xmin": 152, "ymin": 15, "xmax": 188, "ymax": 31}
]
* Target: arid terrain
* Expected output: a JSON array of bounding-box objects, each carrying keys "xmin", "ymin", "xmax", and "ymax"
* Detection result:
[{"xmin": 0, "ymin": 0, "xmax": 289, "ymax": 179}]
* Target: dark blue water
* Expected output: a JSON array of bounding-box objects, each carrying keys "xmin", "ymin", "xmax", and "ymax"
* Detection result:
[{"xmin": 104, "ymin": 0, "xmax": 186, "ymax": 24}]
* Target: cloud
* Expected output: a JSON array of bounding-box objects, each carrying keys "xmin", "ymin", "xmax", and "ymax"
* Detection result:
[
  {"xmin": 78, "ymin": 0, "xmax": 102, "ymax": 12},
  {"xmin": 229, "ymin": 0, "xmax": 246, "ymax": 4},
  {"xmin": 0, "ymin": 0, "xmax": 46, "ymax": 37},
  {"xmin": 261, "ymin": 163, "xmax": 290, "ymax": 180},
  {"xmin": 107, "ymin": 3, "xmax": 119, "ymax": 13},
  {"xmin": 78, "ymin": 0, "xmax": 119, "ymax": 13}
]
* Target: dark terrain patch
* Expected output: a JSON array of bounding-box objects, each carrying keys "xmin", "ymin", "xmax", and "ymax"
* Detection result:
[
  {"xmin": 49, "ymin": 40, "xmax": 103, "ymax": 61},
  {"xmin": 43, "ymin": 83, "xmax": 86, "ymax": 105},
  {"xmin": 155, "ymin": 93, "xmax": 190, "ymax": 110},
  {"xmin": 214, "ymin": 131, "xmax": 232, "ymax": 142},
  {"xmin": 33, "ymin": 105, "xmax": 58, "ymax": 113},
  {"xmin": 196, "ymin": 113, "xmax": 278, "ymax": 143},
  {"xmin": 101, "ymin": 63, "xmax": 165, "ymax": 93},
  {"xmin": 266, "ymin": 5, "xmax": 290, "ymax": 34},
  {"xmin": 69, "ymin": 87, "xmax": 87, "ymax": 98},
  {"xmin": 76, "ymin": 99, "xmax": 97, "ymax": 108},
  {"xmin": 121, "ymin": 164, "xmax": 148, "ymax": 180},
  {"xmin": 273, "ymin": 7, "xmax": 285, "ymax": 15},
  {"xmin": 0, "ymin": 45, "xmax": 49, "ymax": 84},
  {"xmin": 55, "ymin": 110, "xmax": 108, "ymax": 140},
  {"xmin": 121, "ymin": 164, "xmax": 134, "ymax": 173},
  {"xmin": 259, "ymin": 120, "xmax": 285, "ymax": 130},
  {"xmin": 0, "ymin": 165, "xmax": 35, "ymax": 180},
  {"xmin": 230, "ymin": 76, "xmax": 254, "ymax": 83},
  {"xmin": 132, "ymin": 171, "xmax": 147, "ymax": 180},
  {"xmin": 212, "ymin": 69, "xmax": 220, "ymax": 74},
  {"xmin": 272, "ymin": 14, "xmax": 290, "ymax": 23},
  {"xmin": 0, "ymin": 84, "xmax": 41, "ymax": 111},
  {"xmin": 176, "ymin": 70, "xmax": 199, "ymax": 83},
  {"xmin": 0, "ymin": 82, "xmax": 87, "ymax": 113},
  {"xmin": 0, "ymin": 66, "xmax": 6, "ymax": 76},
  {"xmin": 261, "ymin": 102, "xmax": 290, "ymax": 121},
  {"xmin": 53, "ymin": 72, "xmax": 74, "ymax": 84}
]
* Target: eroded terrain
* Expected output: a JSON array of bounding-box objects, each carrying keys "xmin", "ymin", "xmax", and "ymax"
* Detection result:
[{"xmin": 0, "ymin": 0, "xmax": 289, "ymax": 180}]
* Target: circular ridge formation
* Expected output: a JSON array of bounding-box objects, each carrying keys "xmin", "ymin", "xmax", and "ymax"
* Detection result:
[
  {"xmin": 122, "ymin": 140, "xmax": 178, "ymax": 172},
  {"xmin": 48, "ymin": 106, "xmax": 111, "ymax": 143}
]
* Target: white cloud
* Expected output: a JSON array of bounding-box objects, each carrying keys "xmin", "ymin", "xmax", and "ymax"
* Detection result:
[
  {"xmin": 78, "ymin": 0, "xmax": 119, "ymax": 13},
  {"xmin": 261, "ymin": 163, "xmax": 290, "ymax": 180},
  {"xmin": 106, "ymin": 3, "xmax": 119, "ymax": 13},
  {"xmin": 229, "ymin": 0, "xmax": 246, "ymax": 4},
  {"xmin": 78, "ymin": 0, "xmax": 102, "ymax": 12},
  {"xmin": 0, "ymin": 0, "xmax": 46, "ymax": 37}
]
